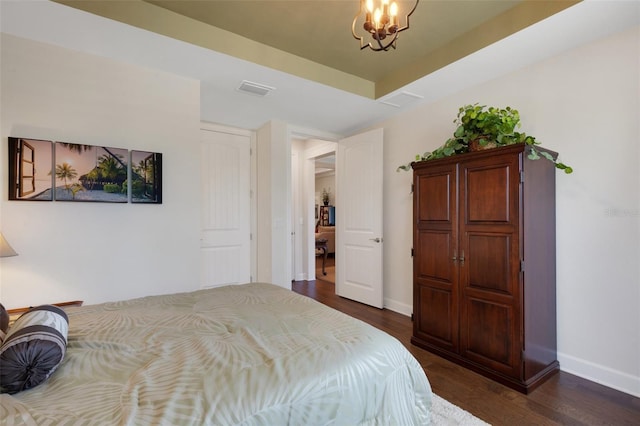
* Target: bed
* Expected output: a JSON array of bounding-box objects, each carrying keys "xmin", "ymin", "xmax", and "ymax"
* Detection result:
[{"xmin": 0, "ymin": 283, "xmax": 432, "ymax": 425}]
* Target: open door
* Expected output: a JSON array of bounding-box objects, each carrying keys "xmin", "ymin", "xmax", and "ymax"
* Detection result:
[{"xmin": 335, "ymin": 128, "xmax": 384, "ymax": 308}]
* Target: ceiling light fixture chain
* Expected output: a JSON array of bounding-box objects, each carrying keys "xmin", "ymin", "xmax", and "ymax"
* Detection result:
[{"xmin": 352, "ymin": 0, "xmax": 419, "ymax": 51}]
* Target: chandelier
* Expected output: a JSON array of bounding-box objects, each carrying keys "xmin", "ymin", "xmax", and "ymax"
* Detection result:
[{"xmin": 352, "ymin": 0, "xmax": 419, "ymax": 51}]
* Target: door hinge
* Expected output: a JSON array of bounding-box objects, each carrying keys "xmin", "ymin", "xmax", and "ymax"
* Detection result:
[
  {"xmin": 411, "ymin": 248, "xmax": 414, "ymax": 257},
  {"xmin": 520, "ymin": 260, "xmax": 524, "ymax": 272},
  {"xmin": 250, "ymin": 233, "xmax": 253, "ymax": 241},
  {"xmin": 411, "ymin": 313, "xmax": 414, "ymax": 321},
  {"xmin": 520, "ymin": 170, "xmax": 525, "ymax": 183},
  {"xmin": 411, "ymin": 183, "xmax": 414, "ymax": 193}
]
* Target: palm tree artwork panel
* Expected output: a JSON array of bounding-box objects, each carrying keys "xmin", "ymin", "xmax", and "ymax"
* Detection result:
[
  {"xmin": 54, "ymin": 143, "xmax": 128, "ymax": 202},
  {"xmin": 8, "ymin": 138, "xmax": 54, "ymax": 201},
  {"xmin": 130, "ymin": 150, "xmax": 162, "ymax": 204}
]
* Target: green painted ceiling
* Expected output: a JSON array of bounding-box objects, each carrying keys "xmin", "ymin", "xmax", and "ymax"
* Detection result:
[{"xmin": 55, "ymin": 0, "xmax": 579, "ymax": 99}]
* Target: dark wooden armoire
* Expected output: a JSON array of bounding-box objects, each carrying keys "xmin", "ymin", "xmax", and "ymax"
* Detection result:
[{"xmin": 411, "ymin": 144, "xmax": 559, "ymax": 393}]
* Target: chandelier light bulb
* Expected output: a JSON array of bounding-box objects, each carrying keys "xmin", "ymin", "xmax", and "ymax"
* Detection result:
[
  {"xmin": 389, "ymin": 2, "xmax": 399, "ymax": 31},
  {"xmin": 374, "ymin": 8, "xmax": 382, "ymax": 29}
]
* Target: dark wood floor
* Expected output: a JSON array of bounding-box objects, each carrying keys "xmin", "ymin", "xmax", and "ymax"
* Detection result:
[{"xmin": 292, "ymin": 260, "xmax": 640, "ymax": 425}]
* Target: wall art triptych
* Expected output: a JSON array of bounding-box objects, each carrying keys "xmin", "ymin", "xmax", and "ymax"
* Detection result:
[{"xmin": 8, "ymin": 138, "xmax": 162, "ymax": 204}]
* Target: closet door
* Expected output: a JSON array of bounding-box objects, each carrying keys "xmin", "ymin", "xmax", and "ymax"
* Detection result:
[
  {"xmin": 413, "ymin": 161, "xmax": 459, "ymax": 353},
  {"xmin": 200, "ymin": 127, "xmax": 251, "ymax": 288},
  {"xmin": 458, "ymin": 151, "xmax": 522, "ymax": 377}
]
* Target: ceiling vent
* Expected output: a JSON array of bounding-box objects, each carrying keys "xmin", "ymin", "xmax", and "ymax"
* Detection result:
[
  {"xmin": 379, "ymin": 91, "xmax": 423, "ymax": 108},
  {"xmin": 237, "ymin": 80, "xmax": 275, "ymax": 97}
]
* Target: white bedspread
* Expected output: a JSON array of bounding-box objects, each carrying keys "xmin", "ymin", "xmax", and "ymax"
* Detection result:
[{"xmin": 1, "ymin": 283, "xmax": 432, "ymax": 425}]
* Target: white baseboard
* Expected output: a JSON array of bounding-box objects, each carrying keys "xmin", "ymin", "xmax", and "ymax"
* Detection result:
[
  {"xmin": 383, "ymin": 298, "xmax": 412, "ymax": 318},
  {"xmin": 558, "ymin": 351, "xmax": 640, "ymax": 397}
]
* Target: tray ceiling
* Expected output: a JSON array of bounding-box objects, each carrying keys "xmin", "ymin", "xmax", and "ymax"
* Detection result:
[{"xmin": 55, "ymin": 0, "xmax": 579, "ymax": 99}]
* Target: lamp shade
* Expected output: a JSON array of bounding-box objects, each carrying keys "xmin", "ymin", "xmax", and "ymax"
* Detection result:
[{"xmin": 0, "ymin": 232, "xmax": 18, "ymax": 257}]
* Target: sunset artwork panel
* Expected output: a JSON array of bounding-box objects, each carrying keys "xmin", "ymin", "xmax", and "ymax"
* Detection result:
[{"xmin": 8, "ymin": 138, "xmax": 54, "ymax": 201}]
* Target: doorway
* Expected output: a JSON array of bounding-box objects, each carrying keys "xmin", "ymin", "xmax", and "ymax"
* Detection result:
[
  {"xmin": 314, "ymin": 153, "xmax": 336, "ymax": 283},
  {"xmin": 290, "ymin": 138, "xmax": 337, "ymax": 284}
]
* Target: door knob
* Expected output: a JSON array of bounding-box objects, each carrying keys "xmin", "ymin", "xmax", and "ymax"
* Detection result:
[{"xmin": 369, "ymin": 237, "xmax": 382, "ymax": 243}]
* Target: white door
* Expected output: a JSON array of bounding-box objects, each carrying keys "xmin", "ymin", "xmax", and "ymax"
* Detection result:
[
  {"xmin": 291, "ymin": 151, "xmax": 299, "ymax": 280},
  {"xmin": 336, "ymin": 128, "xmax": 384, "ymax": 308},
  {"xmin": 201, "ymin": 128, "xmax": 251, "ymax": 288}
]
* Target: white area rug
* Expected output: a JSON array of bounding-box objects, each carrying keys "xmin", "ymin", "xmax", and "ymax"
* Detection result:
[{"xmin": 431, "ymin": 394, "xmax": 491, "ymax": 425}]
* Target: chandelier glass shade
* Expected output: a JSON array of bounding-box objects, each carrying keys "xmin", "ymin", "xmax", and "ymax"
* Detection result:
[{"xmin": 352, "ymin": 0, "xmax": 419, "ymax": 51}]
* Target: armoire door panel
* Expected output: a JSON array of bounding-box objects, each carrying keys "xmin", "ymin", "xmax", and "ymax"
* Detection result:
[
  {"xmin": 465, "ymin": 233, "xmax": 512, "ymax": 294},
  {"xmin": 415, "ymin": 283, "xmax": 457, "ymax": 349},
  {"xmin": 416, "ymin": 230, "xmax": 454, "ymax": 282},
  {"xmin": 417, "ymin": 173, "xmax": 453, "ymax": 223},
  {"xmin": 463, "ymin": 298, "xmax": 516, "ymax": 371},
  {"xmin": 463, "ymin": 160, "xmax": 516, "ymax": 224}
]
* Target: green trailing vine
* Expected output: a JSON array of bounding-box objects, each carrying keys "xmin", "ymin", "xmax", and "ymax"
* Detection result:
[{"xmin": 397, "ymin": 104, "xmax": 573, "ymax": 173}]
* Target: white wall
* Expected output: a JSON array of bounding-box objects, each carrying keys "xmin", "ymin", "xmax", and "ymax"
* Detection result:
[
  {"xmin": 255, "ymin": 120, "xmax": 292, "ymax": 287},
  {"xmin": 0, "ymin": 34, "xmax": 202, "ymax": 307},
  {"xmin": 380, "ymin": 26, "xmax": 640, "ymax": 396}
]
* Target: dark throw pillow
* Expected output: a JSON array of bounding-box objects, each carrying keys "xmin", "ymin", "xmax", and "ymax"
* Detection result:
[
  {"xmin": 0, "ymin": 305, "xmax": 69, "ymax": 394},
  {"xmin": 0, "ymin": 303, "xmax": 9, "ymax": 342}
]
